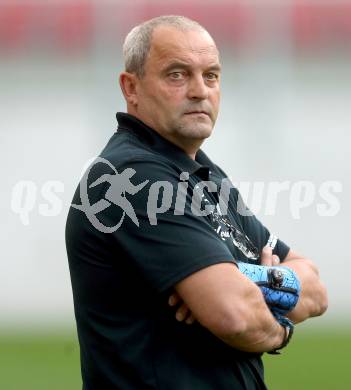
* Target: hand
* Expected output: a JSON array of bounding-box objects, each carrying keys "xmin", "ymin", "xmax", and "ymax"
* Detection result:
[
  {"xmin": 261, "ymin": 246, "xmax": 280, "ymax": 266},
  {"xmin": 237, "ymin": 261, "xmax": 301, "ymax": 315},
  {"xmin": 281, "ymin": 252, "xmax": 328, "ymax": 323},
  {"xmin": 168, "ymin": 292, "xmax": 196, "ymax": 325}
]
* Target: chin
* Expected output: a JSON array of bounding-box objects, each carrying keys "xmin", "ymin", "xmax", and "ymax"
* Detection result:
[
  {"xmin": 192, "ymin": 124, "xmax": 213, "ymax": 139},
  {"xmin": 178, "ymin": 120, "xmax": 214, "ymax": 139}
]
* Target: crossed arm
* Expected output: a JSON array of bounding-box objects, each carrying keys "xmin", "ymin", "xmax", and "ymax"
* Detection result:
[
  {"xmin": 169, "ymin": 248, "xmax": 328, "ymax": 352},
  {"xmin": 280, "ymin": 250, "xmax": 328, "ymax": 324}
]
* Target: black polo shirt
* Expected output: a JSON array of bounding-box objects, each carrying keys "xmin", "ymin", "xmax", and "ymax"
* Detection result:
[{"xmin": 66, "ymin": 113, "xmax": 290, "ymax": 390}]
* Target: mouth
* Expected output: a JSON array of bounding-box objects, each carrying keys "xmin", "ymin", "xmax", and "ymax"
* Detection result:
[{"xmin": 184, "ymin": 111, "xmax": 210, "ymax": 118}]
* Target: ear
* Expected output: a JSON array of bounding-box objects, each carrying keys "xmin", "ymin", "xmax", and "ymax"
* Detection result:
[{"xmin": 119, "ymin": 72, "xmax": 139, "ymax": 107}]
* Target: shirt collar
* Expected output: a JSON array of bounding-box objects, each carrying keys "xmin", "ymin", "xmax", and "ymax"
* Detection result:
[{"xmin": 116, "ymin": 112, "xmax": 211, "ymax": 180}]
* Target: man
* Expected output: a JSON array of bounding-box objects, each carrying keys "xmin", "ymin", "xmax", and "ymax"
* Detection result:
[{"xmin": 66, "ymin": 15, "xmax": 327, "ymax": 389}]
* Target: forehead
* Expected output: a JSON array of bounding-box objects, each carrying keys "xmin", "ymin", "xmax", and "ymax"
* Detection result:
[{"xmin": 146, "ymin": 26, "xmax": 220, "ymax": 70}]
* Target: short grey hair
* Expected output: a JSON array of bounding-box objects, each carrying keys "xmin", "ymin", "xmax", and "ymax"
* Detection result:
[{"xmin": 123, "ymin": 15, "xmax": 209, "ymax": 78}]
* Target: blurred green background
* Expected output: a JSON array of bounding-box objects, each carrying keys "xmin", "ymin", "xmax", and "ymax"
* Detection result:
[{"xmin": 1, "ymin": 325, "xmax": 350, "ymax": 389}]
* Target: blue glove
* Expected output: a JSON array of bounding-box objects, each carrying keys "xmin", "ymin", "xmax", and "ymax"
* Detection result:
[{"xmin": 237, "ymin": 261, "xmax": 301, "ymax": 315}]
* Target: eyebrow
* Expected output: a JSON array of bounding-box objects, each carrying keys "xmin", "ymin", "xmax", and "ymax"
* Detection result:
[
  {"xmin": 162, "ymin": 61, "xmax": 221, "ymax": 73},
  {"xmin": 206, "ymin": 64, "xmax": 222, "ymax": 72}
]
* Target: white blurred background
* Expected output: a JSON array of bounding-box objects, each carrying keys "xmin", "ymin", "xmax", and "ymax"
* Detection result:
[{"xmin": 1, "ymin": 0, "xmax": 350, "ymax": 331}]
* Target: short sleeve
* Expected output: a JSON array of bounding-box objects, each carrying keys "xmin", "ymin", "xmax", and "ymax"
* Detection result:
[
  {"xmin": 234, "ymin": 191, "xmax": 290, "ymax": 262},
  {"xmin": 92, "ymin": 158, "xmax": 236, "ymax": 293}
]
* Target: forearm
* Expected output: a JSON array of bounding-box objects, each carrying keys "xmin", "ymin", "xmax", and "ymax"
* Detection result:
[
  {"xmin": 218, "ymin": 283, "xmax": 286, "ymax": 353},
  {"xmin": 282, "ymin": 258, "xmax": 328, "ymax": 323},
  {"xmin": 173, "ymin": 263, "xmax": 287, "ymax": 353}
]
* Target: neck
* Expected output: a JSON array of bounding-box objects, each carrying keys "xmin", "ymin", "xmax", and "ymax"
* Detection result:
[
  {"xmin": 127, "ymin": 108, "xmax": 203, "ymax": 160},
  {"xmin": 162, "ymin": 134, "xmax": 201, "ymax": 160}
]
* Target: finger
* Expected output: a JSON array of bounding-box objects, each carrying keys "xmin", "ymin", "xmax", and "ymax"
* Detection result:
[
  {"xmin": 175, "ymin": 303, "xmax": 190, "ymax": 321},
  {"xmin": 168, "ymin": 292, "xmax": 181, "ymax": 306},
  {"xmin": 185, "ymin": 314, "xmax": 196, "ymax": 325},
  {"xmin": 261, "ymin": 246, "xmax": 273, "ymax": 266},
  {"xmin": 183, "ymin": 309, "xmax": 194, "ymax": 322},
  {"xmin": 272, "ymin": 255, "xmax": 280, "ymax": 265}
]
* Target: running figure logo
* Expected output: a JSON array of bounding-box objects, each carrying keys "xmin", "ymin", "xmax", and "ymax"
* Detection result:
[{"xmin": 72, "ymin": 157, "xmax": 149, "ymax": 233}]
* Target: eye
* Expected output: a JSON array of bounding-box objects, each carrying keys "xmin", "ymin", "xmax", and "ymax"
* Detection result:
[
  {"xmin": 205, "ymin": 72, "xmax": 219, "ymax": 81},
  {"xmin": 169, "ymin": 71, "xmax": 185, "ymax": 80}
]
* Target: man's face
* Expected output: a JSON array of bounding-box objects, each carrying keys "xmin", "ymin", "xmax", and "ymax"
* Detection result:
[{"xmin": 134, "ymin": 26, "xmax": 221, "ymax": 148}]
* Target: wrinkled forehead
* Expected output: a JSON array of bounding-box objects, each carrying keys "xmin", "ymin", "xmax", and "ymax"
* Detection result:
[{"xmin": 146, "ymin": 26, "xmax": 220, "ymax": 70}]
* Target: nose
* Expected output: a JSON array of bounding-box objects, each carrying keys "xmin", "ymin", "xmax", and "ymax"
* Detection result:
[{"xmin": 187, "ymin": 74, "xmax": 209, "ymax": 100}]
